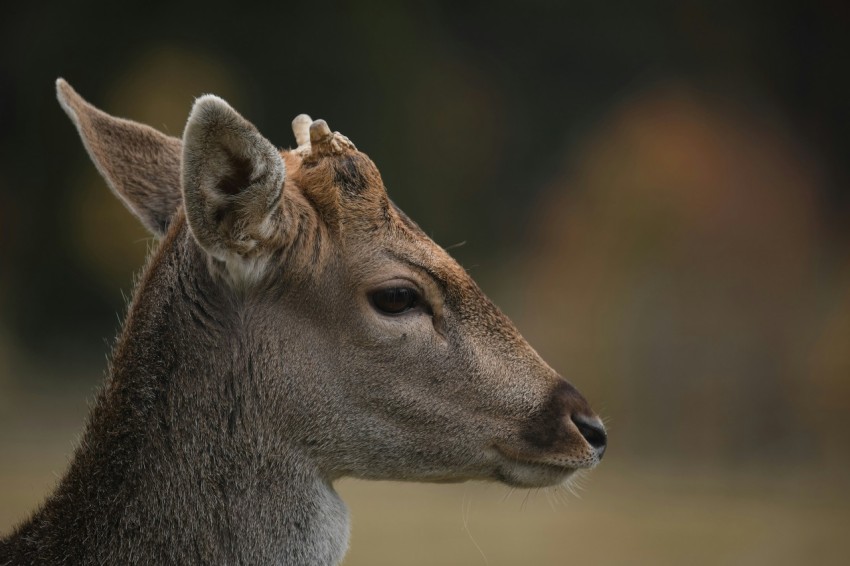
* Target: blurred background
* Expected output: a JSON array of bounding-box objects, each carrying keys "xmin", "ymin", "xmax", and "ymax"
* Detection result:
[{"xmin": 1, "ymin": 1, "xmax": 849, "ymax": 564}]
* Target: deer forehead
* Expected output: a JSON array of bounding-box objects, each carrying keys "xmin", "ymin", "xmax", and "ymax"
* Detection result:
[
  {"xmin": 281, "ymin": 137, "xmax": 428, "ymax": 255},
  {"xmin": 280, "ymin": 138, "xmax": 491, "ymax": 311}
]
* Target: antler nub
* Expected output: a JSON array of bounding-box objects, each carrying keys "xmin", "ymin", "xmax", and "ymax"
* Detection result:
[
  {"xmin": 290, "ymin": 114, "xmax": 356, "ymax": 158},
  {"xmin": 292, "ymin": 114, "xmax": 312, "ymax": 147},
  {"xmin": 299, "ymin": 118, "xmax": 356, "ymax": 157},
  {"xmin": 309, "ymin": 119, "xmax": 333, "ymax": 145}
]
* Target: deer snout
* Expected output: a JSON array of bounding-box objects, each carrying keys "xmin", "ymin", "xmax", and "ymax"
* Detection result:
[{"xmin": 520, "ymin": 379, "xmax": 607, "ymax": 465}]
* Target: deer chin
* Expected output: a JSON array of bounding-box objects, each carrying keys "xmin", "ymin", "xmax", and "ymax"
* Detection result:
[
  {"xmin": 494, "ymin": 458, "xmax": 576, "ymax": 488},
  {"xmin": 491, "ymin": 445, "xmax": 588, "ymax": 488}
]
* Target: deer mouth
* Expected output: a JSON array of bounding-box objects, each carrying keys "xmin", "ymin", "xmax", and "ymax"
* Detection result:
[{"xmin": 491, "ymin": 445, "xmax": 578, "ymax": 488}]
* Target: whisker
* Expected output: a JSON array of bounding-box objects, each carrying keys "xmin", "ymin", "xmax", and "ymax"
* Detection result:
[
  {"xmin": 461, "ymin": 489, "xmax": 489, "ymax": 565},
  {"xmin": 521, "ymin": 489, "xmax": 532, "ymax": 511},
  {"xmin": 443, "ymin": 240, "xmax": 468, "ymax": 251}
]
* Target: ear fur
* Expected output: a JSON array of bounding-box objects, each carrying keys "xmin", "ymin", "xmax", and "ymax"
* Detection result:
[
  {"xmin": 56, "ymin": 78, "xmax": 182, "ymax": 236},
  {"xmin": 181, "ymin": 95, "xmax": 285, "ymax": 265}
]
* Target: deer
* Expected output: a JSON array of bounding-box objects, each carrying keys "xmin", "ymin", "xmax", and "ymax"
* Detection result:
[{"xmin": 0, "ymin": 79, "xmax": 607, "ymax": 565}]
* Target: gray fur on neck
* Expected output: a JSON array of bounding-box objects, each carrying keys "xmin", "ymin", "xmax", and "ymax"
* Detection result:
[{"xmin": 1, "ymin": 220, "xmax": 349, "ymax": 565}]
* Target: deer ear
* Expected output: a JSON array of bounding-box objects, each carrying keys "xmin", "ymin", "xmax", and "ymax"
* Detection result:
[
  {"xmin": 56, "ymin": 79, "xmax": 182, "ymax": 236},
  {"xmin": 181, "ymin": 95, "xmax": 285, "ymax": 265}
]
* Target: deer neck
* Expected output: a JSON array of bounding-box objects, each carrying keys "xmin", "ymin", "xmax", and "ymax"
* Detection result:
[{"xmin": 5, "ymin": 217, "xmax": 350, "ymax": 565}]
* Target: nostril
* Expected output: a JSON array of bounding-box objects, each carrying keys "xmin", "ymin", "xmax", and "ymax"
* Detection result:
[{"xmin": 571, "ymin": 414, "xmax": 607, "ymax": 455}]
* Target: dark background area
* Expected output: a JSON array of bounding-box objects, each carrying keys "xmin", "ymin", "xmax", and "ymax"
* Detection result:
[{"xmin": 2, "ymin": 2, "xmax": 849, "ymax": 564}]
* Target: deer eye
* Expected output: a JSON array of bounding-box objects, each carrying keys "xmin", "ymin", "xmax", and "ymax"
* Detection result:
[{"xmin": 370, "ymin": 287, "xmax": 420, "ymax": 315}]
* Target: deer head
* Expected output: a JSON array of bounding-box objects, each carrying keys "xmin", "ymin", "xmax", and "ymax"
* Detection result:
[
  {"xmin": 56, "ymin": 78, "xmax": 605, "ymax": 487},
  {"xmin": 32, "ymin": 78, "xmax": 607, "ymax": 563}
]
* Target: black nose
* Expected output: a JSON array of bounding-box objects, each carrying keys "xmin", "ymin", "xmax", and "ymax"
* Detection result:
[{"xmin": 571, "ymin": 414, "xmax": 607, "ymax": 458}]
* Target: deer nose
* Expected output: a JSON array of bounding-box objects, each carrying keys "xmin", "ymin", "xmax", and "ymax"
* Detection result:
[{"xmin": 571, "ymin": 414, "xmax": 607, "ymax": 459}]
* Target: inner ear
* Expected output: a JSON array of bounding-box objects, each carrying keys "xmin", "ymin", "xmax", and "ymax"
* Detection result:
[{"xmin": 219, "ymin": 153, "xmax": 254, "ymax": 196}]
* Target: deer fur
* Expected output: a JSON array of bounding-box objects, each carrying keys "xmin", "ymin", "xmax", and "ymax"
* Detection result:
[{"xmin": 0, "ymin": 79, "xmax": 606, "ymax": 565}]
